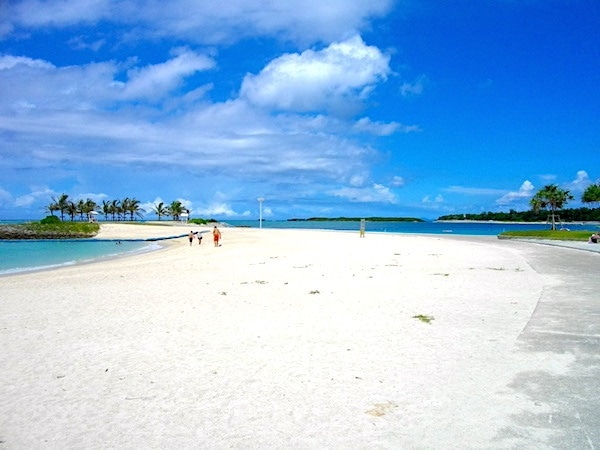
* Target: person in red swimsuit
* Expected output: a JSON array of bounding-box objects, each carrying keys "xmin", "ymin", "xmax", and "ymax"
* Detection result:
[{"xmin": 213, "ymin": 226, "xmax": 221, "ymax": 247}]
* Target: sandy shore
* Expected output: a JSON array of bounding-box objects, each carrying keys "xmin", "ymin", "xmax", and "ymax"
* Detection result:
[{"xmin": 0, "ymin": 225, "xmax": 593, "ymax": 448}]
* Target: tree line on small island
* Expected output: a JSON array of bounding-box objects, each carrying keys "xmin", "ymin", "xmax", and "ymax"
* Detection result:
[
  {"xmin": 439, "ymin": 183, "xmax": 600, "ymax": 227},
  {"xmin": 42, "ymin": 194, "xmax": 199, "ymax": 222}
]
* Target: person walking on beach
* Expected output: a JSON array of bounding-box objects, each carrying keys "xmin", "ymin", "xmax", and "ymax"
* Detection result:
[
  {"xmin": 213, "ymin": 226, "xmax": 221, "ymax": 247},
  {"xmin": 188, "ymin": 231, "xmax": 195, "ymax": 246},
  {"xmin": 197, "ymin": 232, "xmax": 203, "ymax": 245}
]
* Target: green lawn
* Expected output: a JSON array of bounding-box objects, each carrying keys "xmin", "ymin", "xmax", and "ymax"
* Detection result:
[{"xmin": 498, "ymin": 230, "xmax": 595, "ymax": 241}]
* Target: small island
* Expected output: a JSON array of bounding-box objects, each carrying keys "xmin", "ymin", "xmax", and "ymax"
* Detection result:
[
  {"xmin": 0, "ymin": 219, "xmax": 100, "ymax": 240},
  {"xmin": 288, "ymin": 217, "xmax": 425, "ymax": 222}
]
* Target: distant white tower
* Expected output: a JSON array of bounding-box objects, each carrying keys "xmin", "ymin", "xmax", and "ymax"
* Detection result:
[{"xmin": 257, "ymin": 198, "xmax": 265, "ymax": 229}]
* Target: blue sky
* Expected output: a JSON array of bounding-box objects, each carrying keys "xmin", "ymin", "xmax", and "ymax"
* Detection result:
[{"xmin": 1, "ymin": 0, "xmax": 598, "ymax": 220}]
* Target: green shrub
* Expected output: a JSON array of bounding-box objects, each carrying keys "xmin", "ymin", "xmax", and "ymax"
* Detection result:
[{"xmin": 40, "ymin": 215, "xmax": 61, "ymax": 224}]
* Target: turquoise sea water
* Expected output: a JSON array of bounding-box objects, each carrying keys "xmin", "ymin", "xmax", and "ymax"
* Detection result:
[
  {"xmin": 0, "ymin": 238, "xmax": 161, "ymax": 276},
  {"xmin": 224, "ymin": 219, "xmax": 598, "ymax": 235},
  {"xmin": 1, "ymin": 219, "xmax": 598, "ymax": 275}
]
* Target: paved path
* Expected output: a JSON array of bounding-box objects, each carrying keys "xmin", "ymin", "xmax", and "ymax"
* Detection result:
[{"xmin": 499, "ymin": 239, "xmax": 600, "ymax": 448}]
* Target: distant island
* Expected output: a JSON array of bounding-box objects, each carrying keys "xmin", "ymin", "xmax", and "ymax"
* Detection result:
[
  {"xmin": 437, "ymin": 207, "xmax": 600, "ymax": 223},
  {"xmin": 288, "ymin": 217, "xmax": 425, "ymax": 222}
]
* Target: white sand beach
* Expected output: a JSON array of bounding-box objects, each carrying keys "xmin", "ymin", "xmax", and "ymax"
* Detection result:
[{"xmin": 0, "ymin": 224, "xmax": 595, "ymax": 448}]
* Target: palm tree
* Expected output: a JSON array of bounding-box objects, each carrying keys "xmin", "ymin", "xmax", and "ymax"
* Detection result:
[
  {"xmin": 66, "ymin": 200, "xmax": 78, "ymax": 222},
  {"xmin": 44, "ymin": 200, "xmax": 60, "ymax": 217},
  {"xmin": 582, "ymin": 183, "xmax": 600, "ymax": 208},
  {"xmin": 101, "ymin": 200, "xmax": 112, "ymax": 221},
  {"xmin": 530, "ymin": 184, "xmax": 574, "ymax": 230},
  {"xmin": 81, "ymin": 198, "xmax": 98, "ymax": 222},
  {"xmin": 51, "ymin": 193, "xmax": 69, "ymax": 221},
  {"xmin": 109, "ymin": 199, "xmax": 121, "ymax": 221},
  {"xmin": 123, "ymin": 197, "xmax": 144, "ymax": 221},
  {"xmin": 152, "ymin": 201, "xmax": 169, "ymax": 221},
  {"xmin": 76, "ymin": 199, "xmax": 87, "ymax": 221},
  {"xmin": 121, "ymin": 197, "xmax": 132, "ymax": 221},
  {"xmin": 168, "ymin": 200, "xmax": 185, "ymax": 221}
]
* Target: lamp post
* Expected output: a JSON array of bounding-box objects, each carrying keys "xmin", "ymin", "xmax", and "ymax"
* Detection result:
[{"xmin": 257, "ymin": 197, "xmax": 264, "ymax": 229}]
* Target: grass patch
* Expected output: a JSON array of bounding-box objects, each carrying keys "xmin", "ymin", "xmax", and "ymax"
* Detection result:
[
  {"xmin": 413, "ymin": 314, "xmax": 434, "ymax": 324},
  {"xmin": 0, "ymin": 222, "xmax": 100, "ymax": 239},
  {"xmin": 498, "ymin": 230, "xmax": 594, "ymax": 241}
]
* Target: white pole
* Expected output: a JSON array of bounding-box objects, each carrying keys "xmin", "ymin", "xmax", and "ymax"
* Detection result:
[{"xmin": 257, "ymin": 197, "xmax": 264, "ymax": 229}]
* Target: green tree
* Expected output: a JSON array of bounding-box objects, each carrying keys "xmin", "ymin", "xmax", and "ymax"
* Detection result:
[
  {"xmin": 109, "ymin": 199, "xmax": 122, "ymax": 221},
  {"xmin": 168, "ymin": 200, "xmax": 185, "ymax": 221},
  {"xmin": 66, "ymin": 200, "xmax": 78, "ymax": 222},
  {"xmin": 52, "ymin": 194, "xmax": 69, "ymax": 221},
  {"xmin": 81, "ymin": 198, "xmax": 98, "ymax": 222},
  {"xmin": 122, "ymin": 197, "xmax": 144, "ymax": 221},
  {"xmin": 582, "ymin": 182, "xmax": 600, "ymax": 207},
  {"xmin": 152, "ymin": 201, "xmax": 169, "ymax": 221},
  {"xmin": 44, "ymin": 200, "xmax": 60, "ymax": 217},
  {"xmin": 530, "ymin": 184, "xmax": 574, "ymax": 230},
  {"xmin": 101, "ymin": 200, "xmax": 112, "ymax": 221}
]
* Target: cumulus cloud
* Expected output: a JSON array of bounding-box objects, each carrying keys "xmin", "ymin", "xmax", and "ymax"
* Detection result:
[
  {"xmin": 0, "ymin": 50, "xmax": 215, "ymax": 114},
  {"xmin": 14, "ymin": 186, "xmax": 56, "ymax": 207},
  {"xmin": 240, "ymin": 35, "xmax": 391, "ymax": 114},
  {"xmin": 496, "ymin": 180, "xmax": 535, "ymax": 205},
  {"xmin": 3, "ymin": 0, "xmax": 394, "ymax": 45},
  {"xmin": 330, "ymin": 183, "xmax": 397, "ymax": 203},
  {"xmin": 567, "ymin": 170, "xmax": 590, "ymax": 192}
]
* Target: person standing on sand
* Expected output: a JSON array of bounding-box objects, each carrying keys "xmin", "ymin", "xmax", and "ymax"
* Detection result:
[
  {"xmin": 197, "ymin": 232, "xmax": 203, "ymax": 245},
  {"xmin": 213, "ymin": 226, "xmax": 221, "ymax": 247},
  {"xmin": 188, "ymin": 231, "xmax": 195, "ymax": 246}
]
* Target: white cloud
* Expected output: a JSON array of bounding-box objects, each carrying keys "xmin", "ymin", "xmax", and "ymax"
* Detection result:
[
  {"xmin": 14, "ymin": 186, "xmax": 55, "ymax": 207},
  {"xmin": 353, "ymin": 117, "xmax": 420, "ymax": 136},
  {"xmin": 10, "ymin": 0, "xmax": 112, "ymax": 27},
  {"xmin": 496, "ymin": 180, "xmax": 535, "ymax": 205},
  {"xmin": 4, "ymin": 0, "xmax": 394, "ymax": 46},
  {"xmin": 0, "ymin": 55, "xmax": 54, "ymax": 70},
  {"xmin": 400, "ymin": 75, "xmax": 426, "ymax": 97},
  {"xmin": 567, "ymin": 170, "xmax": 589, "ymax": 192},
  {"xmin": 422, "ymin": 194, "xmax": 443, "ymax": 203},
  {"xmin": 195, "ymin": 203, "xmax": 241, "ymax": 217},
  {"xmin": 0, "ymin": 186, "xmax": 13, "ymax": 206},
  {"xmin": 391, "ymin": 176, "xmax": 405, "ymax": 187},
  {"xmin": 349, "ymin": 174, "xmax": 367, "ymax": 187},
  {"xmin": 122, "ymin": 49, "xmax": 216, "ymax": 100},
  {"xmin": 330, "ymin": 183, "xmax": 397, "ymax": 203},
  {"xmin": 240, "ymin": 35, "xmax": 391, "ymax": 114},
  {"xmin": 445, "ymin": 186, "xmax": 506, "ymax": 196},
  {"xmin": 0, "ymin": 50, "xmax": 214, "ymax": 112}
]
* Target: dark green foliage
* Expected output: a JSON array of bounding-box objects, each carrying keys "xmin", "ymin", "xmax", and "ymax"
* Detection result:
[
  {"xmin": 40, "ymin": 215, "xmax": 61, "ymax": 224},
  {"xmin": 438, "ymin": 207, "xmax": 600, "ymax": 222}
]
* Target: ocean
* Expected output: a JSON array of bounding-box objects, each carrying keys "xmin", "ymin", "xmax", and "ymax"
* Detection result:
[
  {"xmin": 1, "ymin": 219, "xmax": 598, "ymax": 275},
  {"xmin": 224, "ymin": 219, "xmax": 598, "ymax": 235}
]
